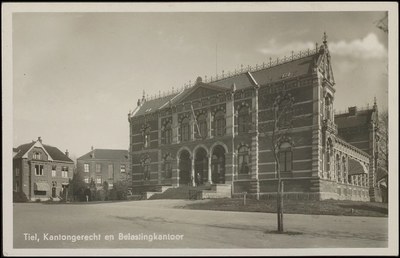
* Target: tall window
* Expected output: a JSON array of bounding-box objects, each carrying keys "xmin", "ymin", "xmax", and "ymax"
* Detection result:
[
  {"xmin": 238, "ymin": 106, "xmax": 249, "ymax": 133},
  {"xmin": 197, "ymin": 114, "xmax": 207, "ymax": 138},
  {"xmin": 143, "ymin": 159, "xmax": 151, "ymax": 180},
  {"xmin": 96, "ymin": 164, "xmax": 101, "ymax": 173},
  {"xmin": 120, "ymin": 164, "xmax": 126, "ymax": 173},
  {"xmin": 238, "ymin": 146, "xmax": 249, "ymax": 174},
  {"xmin": 35, "ymin": 165, "xmax": 43, "ymax": 176},
  {"xmin": 325, "ymin": 95, "xmax": 333, "ymax": 120},
  {"xmin": 51, "ymin": 166, "xmax": 57, "ymax": 177},
  {"xmin": 163, "ymin": 122, "xmax": 172, "ymax": 144},
  {"xmin": 143, "ymin": 127, "xmax": 151, "ymax": 148},
  {"xmin": 342, "ymin": 157, "xmax": 347, "ymax": 183},
  {"xmin": 279, "ymin": 142, "xmax": 292, "ymax": 172},
  {"xmin": 84, "ymin": 163, "xmax": 89, "ymax": 173},
  {"xmin": 336, "ymin": 154, "xmax": 341, "ymax": 182},
  {"xmin": 180, "ymin": 117, "xmax": 190, "ymax": 142},
  {"xmin": 84, "ymin": 176, "xmax": 89, "ymax": 183},
  {"xmin": 164, "ymin": 156, "xmax": 173, "ymax": 179},
  {"xmin": 278, "ymin": 99, "xmax": 293, "ymax": 128},
  {"xmin": 62, "ymin": 167, "xmax": 69, "ymax": 178},
  {"xmin": 15, "ymin": 166, "xmax": 20, "ymax": 176},
  {"xmin": 326, "ymin": 139, "xmax": 333, "ymax": 175},
  {"xmin": 108, "ymin": 164, "xmax": 114, "ymax": 179},
  {"xmin": 214, "ymin": 110, "xmax": 225, "ymax": 136}
]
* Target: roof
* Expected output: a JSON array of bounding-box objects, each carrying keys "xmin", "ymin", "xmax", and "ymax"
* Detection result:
[
  {"xmin": 335, "ymin": 108, "xmax": 376, "ymax": 129},
  {"xmin": 13, "ymin": 141, "xmax": 73, "ymax": 163},
  {"xmin": 348, "ymin": 158, "xmax": 368, "ymax": 175},
  {"xmin": 77, "ymin": 149, "xmax": 129, "ymax": 161},
  {"xmin": 131, "ymin": 47, "xmax": 324, "ymax": 118}
]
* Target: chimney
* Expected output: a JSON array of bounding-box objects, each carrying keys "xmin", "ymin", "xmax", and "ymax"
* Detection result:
[
  {"xmin": 137, "ymin": 98, "xmax": 141, "ymax": 107},
  {"xmin": 348, "ymin": 106, "xmax": 357, "ymax": 116},
  {"xmin": 38, "ymin": 137, "xmax": 42, "ymax": 143},
  {"xmin": 65, "ymin": 149, "xmax": 69, "ymax": 157},
  {"xmin": 90, "ymin": 146, "xmax": 95, "ymax": 159},
  {"xmin": 91, "ymin": 146, "xmax": 94, "ymax": 151}
]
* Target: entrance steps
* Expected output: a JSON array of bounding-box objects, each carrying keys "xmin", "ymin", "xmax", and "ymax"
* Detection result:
[{"xmin": 197, "ymin": 184, "xmax": 232, "ymax": 199}]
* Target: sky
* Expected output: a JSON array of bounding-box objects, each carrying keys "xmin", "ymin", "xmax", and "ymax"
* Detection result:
[{"xmin": 5, "ymin": 3, "xmax": 395, "ymax": 162}]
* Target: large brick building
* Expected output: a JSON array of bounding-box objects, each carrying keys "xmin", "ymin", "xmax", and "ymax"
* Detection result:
[
  {"xmin": 128, "ymin": 33, "xmax": 384, "ymax": 201},
  {"xmin": 76, "ymin": 148, "xmax": 130, "ymax": 190},
  {"xmin": 13, "ymin": 137, "xmax": 74, "ymax": 201}
]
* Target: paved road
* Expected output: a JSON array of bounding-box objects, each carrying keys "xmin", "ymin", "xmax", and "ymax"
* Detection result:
[{"xmin": 12, "ymin": 200, "xmax": 388, "ymax": 252}]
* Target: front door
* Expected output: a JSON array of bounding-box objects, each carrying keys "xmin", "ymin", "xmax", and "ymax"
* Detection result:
[{"xmin": 52, "ymin": 187, "xmax": 56, "ymax": 198}]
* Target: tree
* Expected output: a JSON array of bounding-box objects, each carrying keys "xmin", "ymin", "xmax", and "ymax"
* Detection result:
[
  {"xmin": 112, "ymin": 171, "xmax": 132, "ymax": 200},
  {"xmin": 376, "ymin": 108, "xmax": 389, "ymax": 202},
  {"xmin": 69, "ymin": 170, "xmax": 88, "ymax": 202},
  {"xmin": 259, "ymin": 90, "xmax": 296, "ymax": 233}
]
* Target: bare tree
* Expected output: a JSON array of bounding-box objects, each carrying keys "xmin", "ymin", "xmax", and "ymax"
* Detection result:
[
  {"xmin": 376, "ymin": 108, "xmax": 389, "ymax": 202},
  {"xmin": 258, "ymin": 90, "xmax": 296, "ymax": 233}
]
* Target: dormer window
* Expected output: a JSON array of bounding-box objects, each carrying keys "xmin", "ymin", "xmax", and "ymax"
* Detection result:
[{"xmin": 33, "ymin": 152, "xmax": 41, "ymax": 160}]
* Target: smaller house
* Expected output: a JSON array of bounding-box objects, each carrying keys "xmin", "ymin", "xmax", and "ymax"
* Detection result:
[
  {"xmin": 76, "ymin": 148, "xmax": 130, "ymax": 190},
  {"xmin": 13, "ymin": 137, "xmax": 74, "ymax": 201}
]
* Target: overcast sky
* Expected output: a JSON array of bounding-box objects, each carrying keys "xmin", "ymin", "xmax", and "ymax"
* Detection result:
[{"xmin": 7, "ymin": 3, "xmax": 393, "ymax": 161}]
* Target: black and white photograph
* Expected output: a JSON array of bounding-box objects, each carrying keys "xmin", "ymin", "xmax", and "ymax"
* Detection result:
[{"xmin": 2, "ymin": 2, "xmax": 398, "ymax": 256}]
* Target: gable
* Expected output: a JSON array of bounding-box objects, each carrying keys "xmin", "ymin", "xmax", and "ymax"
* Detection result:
[
  {"xmin": 176, "ymin": 83, "xmax": 227, "ymax": 104},
  {"xmin": 28, "ymin": 147, "xmax": 49, "ymax": 161}
]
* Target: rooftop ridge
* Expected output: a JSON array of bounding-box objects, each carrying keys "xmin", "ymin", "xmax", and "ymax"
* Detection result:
[
  {"xmin": 143, "ymin": 45, "xmax": 320, "ymax": 103},
  {"xmin": 334, "ymin": 105, "xmax": 375, "ymax": 116}
]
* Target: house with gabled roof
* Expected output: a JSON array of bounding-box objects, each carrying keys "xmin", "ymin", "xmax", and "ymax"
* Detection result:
[
  {"xmin": 128, "ymin": 33, "xmax": 384, "ymax": 202},
  {"xmin": 76, "ymin": 148, "xmax": 130, "ymax": 190},
  {"xmin": 13, "ymin": 137, "xmax": 74, "ymax": 201}
]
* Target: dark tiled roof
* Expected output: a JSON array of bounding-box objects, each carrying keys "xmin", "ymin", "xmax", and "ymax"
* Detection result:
[
  {"xmin": 335, "ymin": 109, "xmax": 375, "ymax": 129},
  {"xmin": 13, "ymin": 142, "xmax": 73, "ymax": 163},
  {"xmin": 13, "ymin": 142, "xmax": 35, "ymax": 159},
  {"xmin": 131, "ymin": 52, "xmax": 320, "ymax": 118},
  {"xmin": 77, "ymin": 149, "xmax": 129, "ymax": 161}
]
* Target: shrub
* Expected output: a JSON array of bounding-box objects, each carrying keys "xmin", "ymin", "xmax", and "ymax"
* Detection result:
[{"xmin": 13, "ymin": 191, "xmax": 28, "ymax": 203}]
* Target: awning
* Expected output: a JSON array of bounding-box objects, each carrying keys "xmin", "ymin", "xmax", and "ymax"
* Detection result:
[
  {"xmin": 62, "ymin": 183, "xmax": 69, "ymax": 188},
  {"xmin": 348, "ymin": 158, "xmax": 368, "ymax": 175},
  {"xmin": 34, "ymin": 182, "xmax": 50, "ymax": 191}
]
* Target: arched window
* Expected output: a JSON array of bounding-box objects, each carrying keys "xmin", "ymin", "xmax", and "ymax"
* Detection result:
[
  {"xmin": 326, "ymin": 138, "xmax": 333, "ymax": 175},
  {"xmin": 238, "ymin": 146, "xmax": 249, "ymax": 174},
  {"xmin": 238, "ymin": 106, "xmax": 249, "ymax": 133},
  {"xmin": 164, "ymin": 156, "xmax": 173, "ymax": 179},
  {"xmin": 163, "ymin": 122, "xmax": 172, "ymax": 144},
  {"xmin": 214, "ymin": 110, "xmax": 225, "ymax": 136},
  {"xmin": 180, "ymin": 117, "xmax": 190, "ymax": 142},
  {"xmin": 197, "ymin": 114, "xmax": 207, "ymax": 139},
  {"xmin": 336, "ymin": 154, "xmax": 341, "ymax": 182},
  {"xmin": 342, "ymin": 156, "xmax": 347, "ymax": 183},
  {"xmin": 279, "ymin": 142, "xmax": 292, "ymax": 172},
  {"xmin": 143, "ymin": 158, "xmax": 151, "ymax": 181},
  {"xmin": 278, "ymin": 99, "xmax": 293, "ymax": 128}
]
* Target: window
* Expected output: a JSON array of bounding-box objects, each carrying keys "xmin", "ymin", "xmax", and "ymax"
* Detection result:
[
  {"xmin": 214, "ymin": 110, "xmax": 226, "ymax": 136},
  {"xmin": 326, "ymin": 139, "xmax": 333, "ymax": 174},
  {"xmin": 143, "ymin": 126, "xmax": 151, "ymax": 148},
  {"xmin": 238, "ymin": 146, "xmax": 249, "ymax": 174},
  {"xmin": 108, "ymin": 164, "xmax": 114, "ymax": 179},
  {"xmin": 84, "ymin": 176, "xmax": 89, "ymax": 183},
  {"xmin": 96, "ymin": 164, "xmax": 101, "ymax": 173},
  {"xmin": 238, "ymin": 106, "xmax": 249, "ymax": 133},
  {"xmin": 163, "ymin": 122, "xmax": 172, "ymax": 144},
  {"xmin": 120, "ymin": 164, "xmax": 126, "ymax": 173},
  {"xmin": 62, "ymin": 167, "xmax": 69, "ymax": 178},
  {"xmin": 279, "ymin": 142, "xmax": 292, "ymax": 172},
  {"xmin": 336, "ymin": 154, "xmax": 341, "ymax": 181},
  {"xmin": 180, "ymin": 117, "xmax": 190, "ymax": 142},
  {"xmin": 197, "ymin": 114, "xmax": 207, "ymax": 138},
  {"xmin": 52, "ymin": 166, "xmax": 56, "ymax": 177},
  {"xmin": 33, "ymin": 152, "xmax": 41, "ymax": 160},
  {"xmin": 96, "ymin": 176, "xmax": 102, "ymax": 184},
  {"xmin": 35, "ymin": 165, "xmax": 43, "ymax": 176},
  {"xmin": 325, "ymin": 95, "xmax": 332, "ymax": 120},
  {"xmin": 278, "ymin": 99, "xmax": 293, "ymax": 128},
  {"xmin": 84, "ymin": 163, "xmax": 89, "ymax": 173},
  {"xmin": 15, "ymin": 181, "xmax": 19, "ymax": 192},
  {"xmin": 143, "ymin": 159, "xmax": 151, "ymax": 180},
  {"xmin": 15, "ymin": 166, "xmax": 20, "ymax": 176},
  {"xmin": 164, "ymin": 156, "xmax": 173, "ymax": 179}
]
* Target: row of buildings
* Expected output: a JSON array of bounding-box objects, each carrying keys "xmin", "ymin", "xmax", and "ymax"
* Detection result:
[
  {"xmin": 13, "ymin": 33, "xmax": 388, "ymax": 202},
  {"xmin": 13, "ymin": 138, "xmax": 129, "ymax": 201}
]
